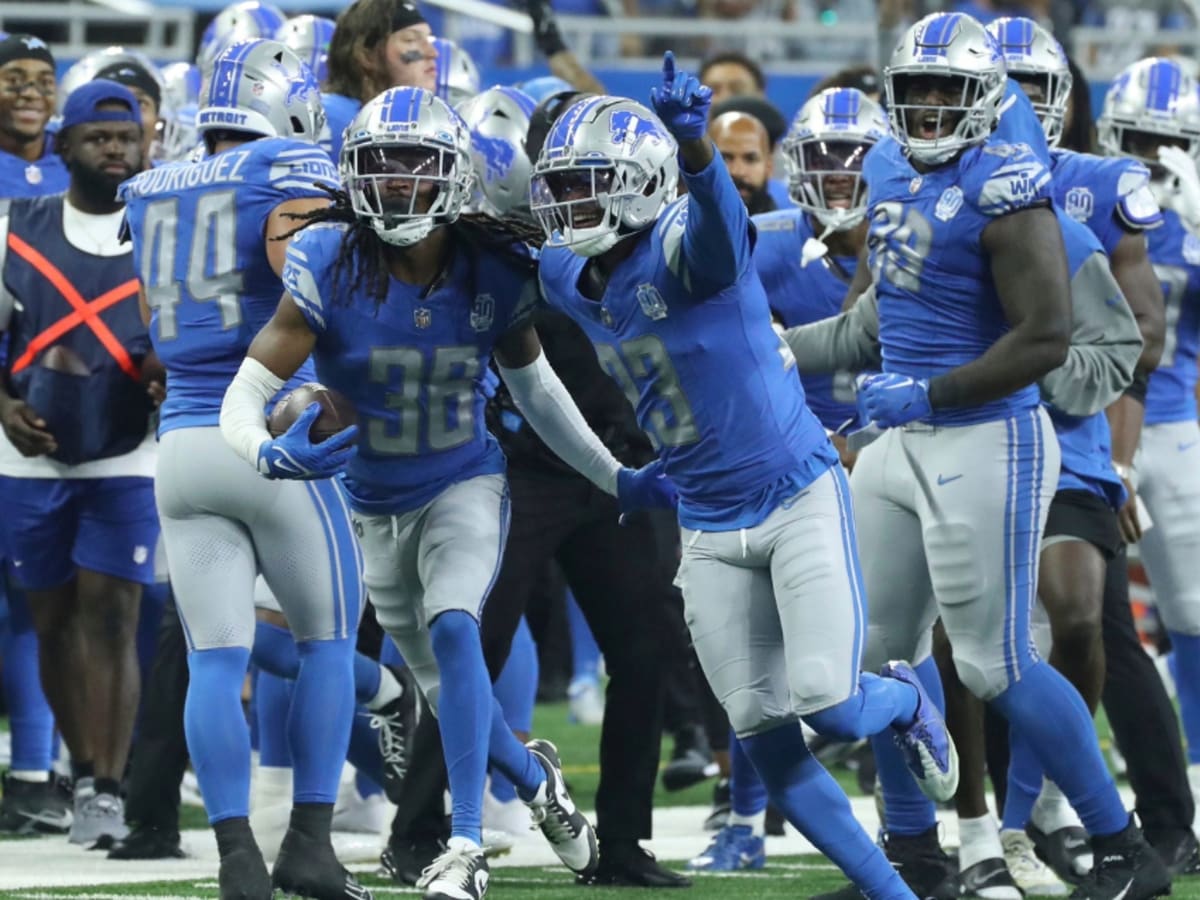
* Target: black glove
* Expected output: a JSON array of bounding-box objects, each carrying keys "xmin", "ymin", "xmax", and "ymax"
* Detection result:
[{"xmin": 524, "ymin": 0, "xmax": 568, "ymax": 56}]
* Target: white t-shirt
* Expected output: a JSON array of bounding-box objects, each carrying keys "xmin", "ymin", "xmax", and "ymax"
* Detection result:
[{"xmin": 0, "ymin": 197, "xmax": 156, "ymax": 479}]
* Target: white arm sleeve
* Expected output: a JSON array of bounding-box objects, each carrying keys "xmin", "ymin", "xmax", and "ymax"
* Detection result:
[
  {"xmin": 220, "ymin": 357, "xmax": 285, "ymax": 472},
  {"xmin": 497, "ymin": 349, "xmax": 622, "ymax": 496}
]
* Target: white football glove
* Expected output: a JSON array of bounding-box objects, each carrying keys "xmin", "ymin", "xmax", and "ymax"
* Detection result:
[{"xmin": 1158, "ymin": 144, "xmax": 1200, "ymax": 230}]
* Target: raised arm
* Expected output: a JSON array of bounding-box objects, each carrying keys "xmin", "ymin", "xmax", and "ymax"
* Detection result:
[{"xmin": 649, "ymin": 52, "xmax": 749, "ymax": 295}]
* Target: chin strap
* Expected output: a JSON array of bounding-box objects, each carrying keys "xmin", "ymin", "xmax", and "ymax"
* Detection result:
[{"xmin": 801, "ymin": 220, "xmax": 837, "ymax": 268}]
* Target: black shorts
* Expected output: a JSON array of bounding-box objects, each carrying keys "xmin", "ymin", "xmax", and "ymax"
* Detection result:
[{"xmin": 1043, "ymin": 489, "xmax": 1123, "ymax": 560}]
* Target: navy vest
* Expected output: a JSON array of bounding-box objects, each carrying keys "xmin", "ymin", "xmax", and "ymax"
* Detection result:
[{"xmin": 4, "ymin": 195, "xmax": 151, "ymax": 465}]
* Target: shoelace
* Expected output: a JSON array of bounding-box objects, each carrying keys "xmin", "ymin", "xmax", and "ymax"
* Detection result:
[
  {"xmin": 416, "ymin": 846, "xmax": 478, "ymax": 890},
  {"xmin": 371, "ymin": 711, "xmax": 408, "ymax": 770},
  {"xmin": 529, "ymin": 792, "xmax": 579, "ymax": 844}
]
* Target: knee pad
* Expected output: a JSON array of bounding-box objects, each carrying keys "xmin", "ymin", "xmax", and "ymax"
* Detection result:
[
  {"xmin": 924, "ymin": 523, "xmax": 984, "ymax": 609},
  {"xmin": 952, "ymin": 652, "xmax": 1009, "ymax": 702}
]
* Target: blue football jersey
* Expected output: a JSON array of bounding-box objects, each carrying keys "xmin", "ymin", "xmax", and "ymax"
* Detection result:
[
  {"xmin": 0, "ymin": 137, "xmax": 68, "ymax": 198},
  {"xmin": 539, "ymin": 153, "xmax": 834, "ymax": 532},
  {"xmin": 121, "ymin": 137, "xmax": 339, "ymax": 434},
  {"xmin": 284, "ymin": 223, "xmax": 539, "ymax": 515},
  {"xmin": 1145, "ymin": 208, "xmax": 1200, "ymax": 425},
  {"xmin": 321, "ymin": 93, "xmax": 362, "ymax": 163},
  {"xmin": 1048, "ymin": 207, "xmax": 1126, "ymax": 510},
  {"xmin": 863, "ymin": 125, "xmax": 1054, "ymax": 426},
  {"xmin": 752, "ymin": 207, "xmax": 858, "ymax": 431},
  {"xmin": 1050, "ymin": 150, "xmax": 1161, "ymax": 255}
]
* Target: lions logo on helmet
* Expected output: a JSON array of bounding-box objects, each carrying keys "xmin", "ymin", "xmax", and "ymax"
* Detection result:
[
  {"xmin": 1097, "ymin": 57, "xmax": 1200, "ymax": 167},
  {"xmin": 342, "ymin": 87, "xmax": 475, "ymax": 247},
  {"xmin": 457, "ymin": 86, "xmax": 537, "ymax": 219},
  {"xmin": 197, "ymin": 38, "xmax": 325, "ymax": 146},
  {"xmin": 986, "ymin": 17, "xmax": 1072, "ymax": 148},
  {"xmin": 531, "ymin": 95, "xmax": 679, "ymax": 257},
  {"xmin": 884, "ymin": 12, "xmax": 1007, "ymax": 166},
  {"xmin": 781, "ymin": 87, "xmax": 888, "ymax": 233}
]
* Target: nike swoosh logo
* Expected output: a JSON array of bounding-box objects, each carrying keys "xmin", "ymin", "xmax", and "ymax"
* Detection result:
[
  {"xmin": 1111, "ymin": 877, "xmax": 1134, "ymax": 900},
  {"xmin": 21, "ymin": 809, "xmax": 72, "ymax": 828},
  {"xmin": 937, "ymin": 474, "xmax": 963, "ymax": 485},
  {"xmin": 1180, "ymin": 440, "xmax": 1199, "ymax": 452}
]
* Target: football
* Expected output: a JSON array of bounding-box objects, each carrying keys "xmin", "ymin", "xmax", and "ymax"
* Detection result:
[{"xmin": 267, "ymin": 383, "xmax": 357, "ymax": 442}]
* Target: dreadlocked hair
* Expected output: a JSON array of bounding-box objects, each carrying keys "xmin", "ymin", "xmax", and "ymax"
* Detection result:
[
  {"xmin": 273, "ymin": 182, "xmax": 393, "ymax": 307},
  {"xmin": 271, "ymin": 188, "xmax": 547, "ymax": 307}
]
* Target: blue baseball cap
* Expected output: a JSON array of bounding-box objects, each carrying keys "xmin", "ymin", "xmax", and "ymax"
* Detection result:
[{"xmin": 60, "ymin": 79, "xmax": 142, "ymax": 133}]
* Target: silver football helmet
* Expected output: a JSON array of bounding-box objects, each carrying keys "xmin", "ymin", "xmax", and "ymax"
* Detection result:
[
  {"xmin": 274, "ymin": 15, "xmax": 335, "ymax": 84},
  {"xmin": 781, "ymin": 88, "xmax": 888, "ymax": 232},
  {"xmin": 341, "ymin": 86, "xmax": 475, "ymax": 247},
  {"xmin": 884, "ymin": 12, "xmax": 1007, "ymax": 165},
  {"xmin": 986, "ymin": 17, "xmax": 1072, "ymax": 148},
  {"xmin": 456, "ymin": 86, "xmax": 537, "ymax": 220},
  {"xmin": 433, "ymin": 38, "xmax": 481, "ymax": 108},
  {"xmin": 197, "ymin": 39, "xmax": 325, "ymax": 144},
  {"xmin": 1098, "ymin": 57, "xmax": 1200, "ymax": 165},
  {"xmin": 153, "ymin": 62, "xmax": 203, "ymax": 163},
  {"xmin": 531, "ymin": 95, "xmax": 679, "ymax": 257},
  {"xmin": 57, "ymin": 47, "xmax": 163, "ymax": 114},
  {"xmin": 197, "ymin": 1, "xmax": 288, "ymax": 74}
]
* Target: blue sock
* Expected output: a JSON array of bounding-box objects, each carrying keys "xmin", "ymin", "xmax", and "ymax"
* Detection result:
[
  {"xmin": 489, "ymin": 695, "xmax": 545, "ymax": 801},
  {"xmin": 869, "ymin": 655, "xmax": 944, "ymax": 837},
  {"xmin": 186, "ymin": 646, "xmax": 252, "ymax": 823},
  {"xmin": 1001, "ymin": 728, "xmax": 1042, "ymax": 831},
  {"xmin": 380, "ymin": 636, "xmax": 405, "ymax": 667},
  {"xmin": 990, "ymin": 660, "xmax": 1126, "ymax": 836},
  {"xmin": 741, "ymin": 723, "xmax": 914, "ymax": 900},
  {"xmin": 430, "ymin": 611, "xmax": 491, "ymax": 844},
  {"xmin": 491, "ymin": 617, "xmax": 539, "ymax": 804},
  {"xmin": 346, "ymin": 707, "xmax": 385, "ymax": 788},
  {"xmin": 356, "ymin": 768, "xmax": 383, "ymax": 799},
  {"xmin": 290, "ymin": 637, "xmax": 355, "ymax": 804},
  {"xmin": 355, "ymin": 653, "xmax": 382, "ymax": 706},
  {"xmin": 805, "ymin": 673, "xmax": 919, "ymax": 740},
  {"xmin": 1168, "ymin": 631, "xmax": 1200, "ymax": 764},
  {"xmin": 566, "ymin": 593, "xmax": 600, "ymax": 683},
  {"xmin": 730, "ymin": 730, "xmax": 768, "ymax": 816},
  {"xmin": 251, "ymin": 621, "xmax": 300, "ymax": 678},
  {"xmin": 2, "ymin": 586, "xmax": 54, "ymax": 773},
  {"xmin": 255, "ymin": 669, "xmax": 293, "ymax": 768}
]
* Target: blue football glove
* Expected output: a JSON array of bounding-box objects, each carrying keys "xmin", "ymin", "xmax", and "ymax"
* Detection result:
[
  {"xmin": 257, "ymin": 402, "xmax": 358, "ymax": 480},
  {"xmin": 649, "ymin": 51, "xmax": 712, "ymax": 142},
  {"xmin": 616, "ymin": 459, "xmax": 678, "ymax": 522},
  {"xmin": 856, "ymin": 373, "xmax": 933, "ymax": 428},
  {"xmin": 480, "ymin": 366, "xmax": 501, "ymax": 400}
]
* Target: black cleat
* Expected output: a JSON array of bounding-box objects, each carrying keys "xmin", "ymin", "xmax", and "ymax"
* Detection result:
[
  {"xmin": 219, "ymin": 844, "xmax": 274, "ymax": 900},
  {"xmin": 380, "ymin": 836, "xmax": 447, "ymax": 886},
  {"xmin": 812, "ymin": 826, "xmax": 957, "ymax": 900},
  {"xmin": 577, "ymin": 841, "xmax": 691, "ymax": 888},
  {"xmin": 0, "ymin": 772, "xmax": 72, "ymax": 835},
  {"xmin": 272, "ymin": 828, "xmax": 374, "ymax": 899},
  {"xmin": 1028, "ymin": 823, "xmax": 1093, "ymax": 885},
  {"xmin": 371, "ymin": 665, "xmax": 422, "ymax": 805},
  {"xmin": 108, "ymin": 824, "xmax": 185, "ymax": 860},
  {"xmin": 1149, "ymin": 829, "xmax": 1200, "ymax": 878},
  {"xmin": 661, "ymin": 725, "xmax": 718, "ymax": 793},
  {"xmin": 525, "ymin": 739, "xmax": 599, "ymax": 877},
  {"xmin": 1068, "ymin": 819, "xmax": 1170, "ymax": 900},
  {"xmin": 939, "ymin": 858, "xmax": 1023, "ymax": 900}
]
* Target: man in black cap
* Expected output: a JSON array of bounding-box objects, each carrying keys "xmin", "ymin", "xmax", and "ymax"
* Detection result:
[
  {"xmin": 94, "ymin": 61, "xmax": 163, "ymax": 167},
  {"xmin": 0, "ymin": 34, "xmax": 67, "ymax": 196}
]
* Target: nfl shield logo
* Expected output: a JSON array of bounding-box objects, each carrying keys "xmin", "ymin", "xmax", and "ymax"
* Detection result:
[
  {"xmin": 414, "ymin": 307, "xmax": 432, "ymax": 328},
  {"xmin": 470, "ymin": 294, "xmax": 495, "ymax": 332},
  {"xmin": 908, "ymin": 176, "xmax": 923, "ymax": 194},
  {"xmin": 24, "ymin": 164, "xmax": 41, "ymax": 185}
]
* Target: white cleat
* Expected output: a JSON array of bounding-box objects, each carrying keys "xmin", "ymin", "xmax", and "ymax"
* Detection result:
[
  {"xmin": 1002, "ymin": 829, "xmax": 1069, "ymax": 897},
  {"xmin": 523, "ymin": 739, "xmax": 598, "ymax": 877}
]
